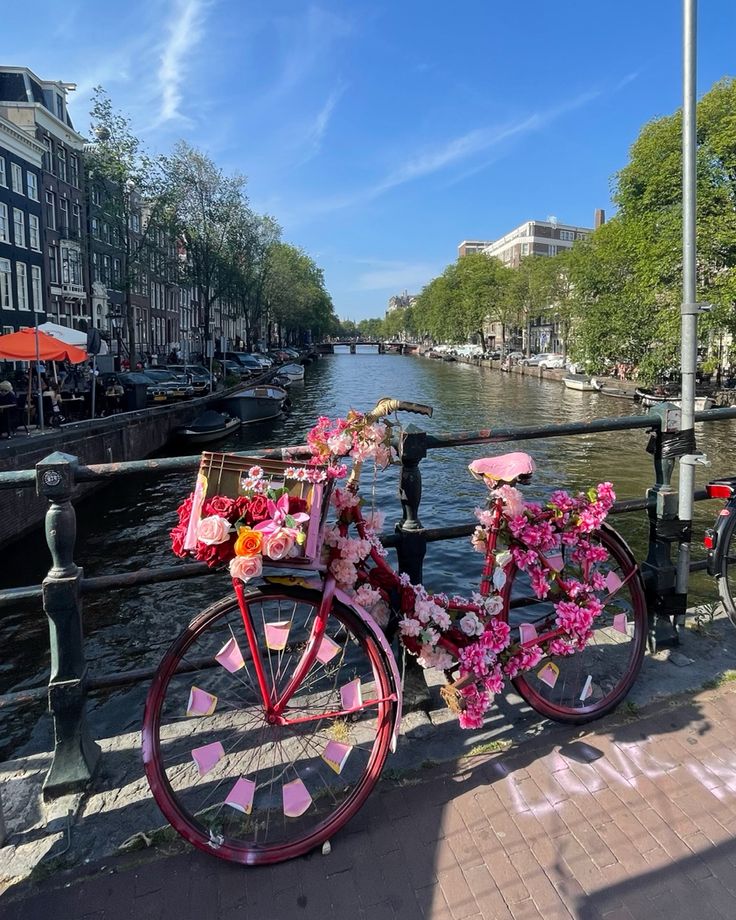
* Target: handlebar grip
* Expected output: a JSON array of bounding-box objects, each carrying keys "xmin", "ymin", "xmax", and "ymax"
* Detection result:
[{"xmin": 366, "ymin": 397, "xmax": 434, "ymax": 421}]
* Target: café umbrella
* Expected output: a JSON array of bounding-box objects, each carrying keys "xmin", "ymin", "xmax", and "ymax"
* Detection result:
[{"xmin": 0, "ymin": 328, "xmax": 87, "ymax": 431}]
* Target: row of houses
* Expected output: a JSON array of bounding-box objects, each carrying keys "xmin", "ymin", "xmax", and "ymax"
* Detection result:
[{"xmin": 0, "ymin": 66, "xmax": 243, "ymax": 362}]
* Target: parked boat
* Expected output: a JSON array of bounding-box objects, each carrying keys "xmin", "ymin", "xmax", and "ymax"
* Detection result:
[
  {"xmin": 220, "ymin": 385, "xmax": 289, "ymax": 424},
  {"xmin": 590, "ymin": 379, "xmax": 636, "ymax": 400},
  {"xmin": 279, "ymin": 363, "xmax": 306, "ymax": 382},
  {"xmin": 563, "ymin": 374, "xmax": 597, "ymax": 392},
  {"xmin": 175, "ymin": 410, "xmax": 241, "ymax": 445},
  {"xmin": 635, "ymin": 388, "xmax": 715, "ymax": 411}
]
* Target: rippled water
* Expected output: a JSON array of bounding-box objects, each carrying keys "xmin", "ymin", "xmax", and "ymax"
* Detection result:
[{"xmin": 4, "ymin": 348, "xmax": 735, "ymax": 756}]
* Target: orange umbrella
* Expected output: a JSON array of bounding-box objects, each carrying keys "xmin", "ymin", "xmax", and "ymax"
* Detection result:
[{"xmin": 0, "ymin": 327, "xmax": 87, "ymax": 363}]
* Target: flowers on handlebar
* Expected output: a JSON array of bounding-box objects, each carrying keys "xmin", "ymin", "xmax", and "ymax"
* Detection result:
[{"xmin": 307, "ymin": 411, "xmax": 397, "ymax": 469}]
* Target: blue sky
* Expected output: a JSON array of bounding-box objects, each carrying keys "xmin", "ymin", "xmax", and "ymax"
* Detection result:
[{"xmin": 2, "ymin": 1, "xmax": 735, "ymax": 320}]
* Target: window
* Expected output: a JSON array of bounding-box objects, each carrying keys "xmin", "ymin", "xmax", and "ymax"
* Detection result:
[
  {"xmin": 101, "ymin": 222, "xmax": 109, "ymax": 244},
  {"xmin": 59, "ymin": 197, "xmax": 69, "ymax": 230},
  {"xmin": 31, "ymin": 265, "xmax": 42, "ymax": 311},
  {"xmin": 57, "ymin": 146, "xmax": 67, "ymax": 182},
  {"xmin": 48, "ymin": 246, "xmax": 58, "ymax": 285},
  {"xmin": 61, "ymin": 246, "xmax": 81, "ymax": 285},
  {"xmin": 0, "ymin": 157, "xmax": 5, "ymax": 187},
  {"xmin": 559, "ymin": 230, "xmax": 574, "ymax": 241},
  {"xmin": 548, "ymin": 244, "xmax": 557, "ymax": 256},
  {"xmin": 113, "ymin": 257, "xmax": 121, "ymax": 285},
  {"xmin": 13, "ymin": 209, "xmax": 25, "ymax": 247},
  {"xmin": 26, "ymin": 171, "xmax": 38, "ymax": 201},
  {"xmin": 45, "ymin": 190, "xmax": 56, "ymax": 230},
  {"xmin": 91, "ymin": 186, "xmax": 100, "ymax": 206},
  {"xmin": 521, "ymin": 242, "xmax": 530, "ymax": 256},
  {"xmin": 103, "ymin": 254, "xmax": 111, "ymax": 284},
  {"xmin": 16, "ymin": 262, "xmax": 28, "ymax": 310},
  {"xmin": 0, "ymin": 203, "xmax": 7, "ymax": 243},
  {"xmin": 56, "ymin": 94, "xmax": 64, "ymax": 120},
  {"xmin": 70, "ymin": 154, "xmax": 79, "ymax": 188},
  {"xmin": 72, "ymin": 203, "xmax": 81, "ymax": 236},
  {"xmin": 11, "ymin": 163, "xmax": 23, "ymax": 194},
  {"xmin": 131, "ymin": 212, "xmax": 141, "ymax": 233},
  {"xmin": 91, "ymin": 251, "xmax": 100, "ymax": 282},
  {"xmin": 91, "ymin": 217, "xmax": 99, "ymax": 239},
  {"xmin": 29, "ymin": 214, "xmax": 40, "ymax": 250},
  {"xmin": 43, "ymin": 137, "xmax": 53, "ymax": 173},
  {"xmin": 0, "ymin": 259, "xmax": 11, "ymax": 308}
]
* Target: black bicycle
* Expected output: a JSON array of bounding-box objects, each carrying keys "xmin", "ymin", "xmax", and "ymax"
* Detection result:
[{"xmin": 704, "ymin": 476, "xmax": 736, "ymax": 621}]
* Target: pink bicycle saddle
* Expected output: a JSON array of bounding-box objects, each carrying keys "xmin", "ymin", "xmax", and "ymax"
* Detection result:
[{"xmin": 468, "ymin": 452, "xmax": 536, "ymax": 484}]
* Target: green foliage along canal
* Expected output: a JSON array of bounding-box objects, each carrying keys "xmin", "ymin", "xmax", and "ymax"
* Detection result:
[{"xmin": 3, "ymin": 349, "xmax": 736, "ymax": 758}]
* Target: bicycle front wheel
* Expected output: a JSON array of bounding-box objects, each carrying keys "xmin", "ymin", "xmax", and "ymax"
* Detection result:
[
  {"xmin": 715, "ymin": 512, "xmax": 736, "ymax": 624},
  {"xmin": 506, "ymin": 525, "xmax": 647, "ymax": 724},
  {"xmin": 143, "ymin": 584, "xmax": 398, "ymax": 864}
]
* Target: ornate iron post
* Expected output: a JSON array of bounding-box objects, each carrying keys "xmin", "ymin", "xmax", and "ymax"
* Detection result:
[
  {"xmin": 395, "ymin": 424, "xmax": 428, "ymax": 585},
  {"xmin": 36, "ymin": 452, "xmax": 100, "ymax": 798}
]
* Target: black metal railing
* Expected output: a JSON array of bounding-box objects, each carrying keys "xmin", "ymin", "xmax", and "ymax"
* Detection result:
[{"xmin": 2, "ymin": 404, "xmax": 736, "ymax": 799}]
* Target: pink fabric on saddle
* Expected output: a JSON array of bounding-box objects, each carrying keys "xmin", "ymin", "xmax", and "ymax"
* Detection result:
[{"xmin": 468, "ymin": 452, "xmax": 536, "ymax": 484}]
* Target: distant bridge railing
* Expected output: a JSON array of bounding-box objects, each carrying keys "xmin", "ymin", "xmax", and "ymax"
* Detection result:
[{"xmin": 1, "ymin": 404, "xmax": 735, "ymax": 803}]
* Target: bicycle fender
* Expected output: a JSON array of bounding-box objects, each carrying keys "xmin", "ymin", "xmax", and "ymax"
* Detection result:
[
  {"xmin": 706, "ymin": 502, "xmax": 736, "ymax": 576},
  {"xmin": 334, "ymin": 587, "xmax": 403, "ymax": 753}
]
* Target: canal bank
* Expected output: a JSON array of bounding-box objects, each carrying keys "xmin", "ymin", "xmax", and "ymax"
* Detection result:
[{"xmin": 0, "ymin": 383, "xmax": 245, "ymax": 547}]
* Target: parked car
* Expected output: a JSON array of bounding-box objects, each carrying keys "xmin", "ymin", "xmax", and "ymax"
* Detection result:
[
  {"xmin": 520, "ymin": 352, "xmax": 564, "ymax": 368},
  {"xmin": 539, "ymin": 355, "xmax": 566, "ymax": 369},
  {"xmin": 217, "ymin": 359, "xmax": 251, "ymax": 380},
  {"xmin": 234, "ymin": 354, "xmax": 266, "ymax": 374},
  {"xmin": 165, "ymin": 365, "xmax": 210, "ymax": 395},
  {"xmin": 504, "ymin": 351, "xmax": 524, "ymax": 362},
  {"xmin": 144, "ymin": 369, "xmax": 195, "ymax": 399},
  {"xmin": 101, "ymin": 372, "xmax": 168, "ymax": 408}
]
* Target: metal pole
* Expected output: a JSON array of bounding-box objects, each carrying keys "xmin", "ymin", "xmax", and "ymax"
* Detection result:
[
  {"xmin": 676, "ymin": 0, "xmax": 699, "ymax": 595},
  {"xmin": 34, "ymin": 312, "xmax": 44, "ymax": 432}
]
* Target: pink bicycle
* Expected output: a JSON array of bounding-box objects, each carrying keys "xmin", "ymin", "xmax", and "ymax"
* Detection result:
[{"xmin": 143, "ymin": 398, "xmax": 647, "ymax": 864}]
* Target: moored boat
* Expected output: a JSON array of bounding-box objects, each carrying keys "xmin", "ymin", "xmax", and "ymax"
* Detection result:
[
  {"xmin": 220, "ymin": 385, "xmax": 289, "ymax": 424},
  {"xmin": 279, "ymin": 363, "xmax": 306, "ymax": 382},
  {"xmin": 174, "ymin": 410, "xmax": 241, "ymax": 445},
  {"xmin": 636, "ymin": 388, "xmax": 715, "ymax": 411},
  {"xmin": 563, "ymin": 374, "xmax": 596, "ymax": 392},
  {"xmin": 590, "ymin": 379, "xmax": 636, "ymax": 400}
]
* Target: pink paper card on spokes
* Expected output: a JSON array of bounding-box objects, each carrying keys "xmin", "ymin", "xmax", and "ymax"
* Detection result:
[
  {"xmin": 225, "ymin": 777, "xmax": 255, "ymax": 814},
  {"xmin": 265, "ymin": 621, "xmax": 291, "ymax": 651},
  {"xmin": 316, "ymin": 634, "xmax": 341, "ymax": 665},
  {"xmin": 546, "ymin": 552, "xmax": 564, "ymax": 572},
  {"xmin": 322, "ymin": 740, "xmax": 352, "ymax": 775},
  {"xmin": 605, "ymin": 570, "xmax": 623, "ymax": 594},
  {"xmin": 187, "ymin": 686, "xmax": 217, "ymax": 717},
  {"xmin": 340, "ymin": 678, "xmax": 363, "ymax": 712},
  {"xmin": 215, "ymin": 637, "xmax": 245, "ymax": 673},
  {"xmin": 579, "ymin": 675, "xmax": 593, "ymax": 702},
  {"xmin": 537, "ymin": 662, "xmax": 559, "ymax": 689},
  {"xmin": 519, "ymin": 623, "xmax": 538, "ymax": 645},
  {"xmin": 191, "ymin": 741, "xmax": 224, "ymax": 777},
  {"xmin": 283, "ymin": 778, "xmax": 312, "ymax": 817},
  {"xmin": 612, "ymin": 613, "xmax": 629, "ymax": 635}
]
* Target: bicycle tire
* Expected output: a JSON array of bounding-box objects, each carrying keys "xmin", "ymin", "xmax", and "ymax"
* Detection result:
[
  {"xmin": 716, "ymin": 511, "xmax": 736, "ymax": 623},
  {"xmin": 143, "ymin": 583, "xmax": 398, "ymax": 864},
  {"xmin": 506, "ymin": 525, "xmax": 647, "ymax": 724}
]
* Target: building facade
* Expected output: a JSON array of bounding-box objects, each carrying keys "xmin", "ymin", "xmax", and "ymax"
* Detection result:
[
  {"xmin": 386, "ymin": 291, "xmax": 417, "ymax": 314},
  {"xmin": 0, "ymin": 67, "xmax": 88, "ymax": 330},
  {"xmin": 0, "ymin": 113, "xmax": 45, "ymax": 335},
  {"xmin": 481, "ymin": 219, "xmax": 591, "ymax": 268},
  {"xmin": 457, "ymin": 240, "xmax": 494, "ymax": 258}
]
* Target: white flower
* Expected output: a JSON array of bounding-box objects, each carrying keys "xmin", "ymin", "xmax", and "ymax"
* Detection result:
[
  {"xmin": 459, "ymin": 613, "xmax": 483, "ymax": 637},
  {"xmin": 399, "ymin": 617, "xmax": 421, "ymax": 637},
  {"xmin": 417, "ymin": 645, "xmax": 455, "ymax": 671},
  {"xmin": 431, "ymin": 607, "xmax": 452, "ymax": 631}
]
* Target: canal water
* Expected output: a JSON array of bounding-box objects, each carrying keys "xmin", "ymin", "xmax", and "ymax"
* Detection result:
[{"xmin": 3, "ymin": 348, "xmax": 735, "ymax": 758}]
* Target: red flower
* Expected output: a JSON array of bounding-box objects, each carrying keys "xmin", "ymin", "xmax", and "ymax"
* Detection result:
[
  {"xmin": 170, "ymin": 522, "xmax": 189, "ymax": 558},
  {"xmin": 176, "ymin": 494, "xmax": 194, "ymax": 526},
  {"xmin": 194, "ymin": 535, "xmax": 235, "ymax": 567},
  {"xmin": 289, "ymin": 496, "xmax": 308, "ymax": 515},
  {"xmin": 204, "ymin": 495, "xmax": 236, "ymax": 519},
  {"xmin": 247, "ymin": 495, "xmax": 270, "ymax": 523}
]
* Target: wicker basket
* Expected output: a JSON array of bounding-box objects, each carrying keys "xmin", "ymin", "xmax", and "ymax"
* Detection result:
[{"xmin": 186, "ymin": 452, "xmax": 333, "ymax": 567}]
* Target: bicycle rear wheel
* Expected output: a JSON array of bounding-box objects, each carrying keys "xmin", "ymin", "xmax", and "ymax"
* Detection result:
[
  {"xmin": 506, "ymin": 525, "xmax": 647, "ymax": 724},
  {"xmin": 715, "ymin": 512, "xmax": 736, "ymax": 623},
  {"xmin": 143, "ymin": 584, "xmax": 398, "ymax": 864}
]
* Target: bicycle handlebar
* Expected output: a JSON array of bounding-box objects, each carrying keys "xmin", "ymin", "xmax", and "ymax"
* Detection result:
[{"xmin": 365, "ymin": 397, "xmax": 433, "ymax": 422}]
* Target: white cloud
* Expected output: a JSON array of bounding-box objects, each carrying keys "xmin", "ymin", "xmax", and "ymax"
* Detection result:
[
  {"xmin": 299, "ymin": 84, "xmax": 346, "ymax": 159},
  {"xmin": 156, "ymin": 0, "xmax": 209, "ymax": 124}
]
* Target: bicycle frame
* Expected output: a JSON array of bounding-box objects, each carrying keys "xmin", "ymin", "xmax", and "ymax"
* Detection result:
[{"xmin": 231, "ymin": 573, "xmax": 404, "ymax": 750}]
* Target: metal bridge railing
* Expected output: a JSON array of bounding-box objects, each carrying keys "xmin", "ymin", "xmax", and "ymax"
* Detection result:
[{"xmin": 1, "ymin": 404, "xmax": 735, "ymax": 799}]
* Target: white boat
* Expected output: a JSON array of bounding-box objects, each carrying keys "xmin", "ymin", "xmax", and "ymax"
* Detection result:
[
  {"xmin": 220, "ymin": 385, "xmax": 289, "ymax": 424},
  {"xmin": 636, "ymin": 388, "xmax": 715, "ymax": 411},
  {"xmin": 279, "ymin": 363, "xmax": 305, "ymax": 382},
  {"xmin": 563, "ymin": 374, "xmax": 596, "ymax": 392}
]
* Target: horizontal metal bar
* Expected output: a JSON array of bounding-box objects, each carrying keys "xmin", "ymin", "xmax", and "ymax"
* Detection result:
[
  {"xmin": 81, "ymin": 562, "xmax": 216, "ymax": 594},
  {"xmin": 0, "ymin": 470, "xmax": 36, "ymax": 491},
  {"xmin": 0, "ymin": 684, "xmax": 47, "ymax": 709},
  {"xmin": 0, "ymin": 583, "xmax": 43, "ymax": 608}
]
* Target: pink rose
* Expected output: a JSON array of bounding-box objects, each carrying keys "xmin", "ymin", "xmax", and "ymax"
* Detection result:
[
  {"xmin": 196, "ymin": 515, "xmax": 231, "ymax": 545},
  {"xmin": 263, "ymin": 528, "xmax": 296, "ymax": 561},
  {"xmin": 229, "ymin": 554, "xmax": 263, "ymax": 582}
]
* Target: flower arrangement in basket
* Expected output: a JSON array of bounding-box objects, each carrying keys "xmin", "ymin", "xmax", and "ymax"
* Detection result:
[{"xmin": 171, "ymin": 452, "xmax": 334, "ymax": 582}]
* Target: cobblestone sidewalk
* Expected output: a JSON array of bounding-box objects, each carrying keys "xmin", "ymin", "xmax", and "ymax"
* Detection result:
[{"xmin": 5, "ymin": 682, "xmax": 736, "ymax": 919}]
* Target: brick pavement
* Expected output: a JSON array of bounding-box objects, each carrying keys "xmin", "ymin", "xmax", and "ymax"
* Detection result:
[{"xmin": 5, "ymin": 684, "xmax": 736, "ymax": 920}]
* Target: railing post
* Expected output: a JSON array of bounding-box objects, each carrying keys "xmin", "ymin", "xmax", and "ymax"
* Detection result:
[
  {"xmin": 36, "ymin": 451, "xmax": 100, "ymax": 799},
  {"xmin": 640, "ymin": 405, "xmax": 688, "ymax": 651},
  {"xmin": 395, "ymin": 424, "xmax": 428, "ymax": 585}
]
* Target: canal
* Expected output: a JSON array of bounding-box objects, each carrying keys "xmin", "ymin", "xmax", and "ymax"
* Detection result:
[{"xmin": 3, "ymin": 348, "xmax": 735, "ymax": 758}]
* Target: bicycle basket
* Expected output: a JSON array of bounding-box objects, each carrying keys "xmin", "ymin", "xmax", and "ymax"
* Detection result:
[{"xmin": 190, "ymin": 452, "xmax": 334, "ymax": 567}]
